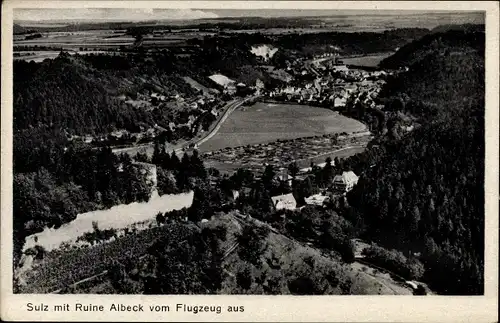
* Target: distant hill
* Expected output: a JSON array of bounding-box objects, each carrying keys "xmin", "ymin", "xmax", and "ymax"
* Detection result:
[
  {"xmin": 14, "ymin": 55, "xmax": 148, "ymax": 135},
  {"xmin": 13, "ymin": 23, "xmax": 39, "ymax": 35},
  {"xmin": 379, "ymin": 28, "xmax": 484, "ymax": 69},
  {"xmin": 431, "ymin": 23, "xmax": 485, "ymax": 34},
  {"xmin": 379, "ymin": 45, "xmax": 484, "ymax": 119}
]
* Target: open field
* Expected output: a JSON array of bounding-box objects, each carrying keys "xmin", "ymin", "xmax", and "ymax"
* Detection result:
[
  {"xmin": 23, "ymin": 191, "xmax": 193, "ymax": 252},
  {"xmin": 198, "ymin": 102, "xmax": 367, "ymax": 153},
  {"xmin": 341, "ymin": 52, "xmax": 394, "ymax": 67}
]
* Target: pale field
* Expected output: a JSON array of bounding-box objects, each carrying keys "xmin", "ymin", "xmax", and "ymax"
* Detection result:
[
  {"xmin": 199, "ymin": 102, "xmax": 367, "ymax": 153},
  {"xmin": 23, "ymin": 191, "xmax": 194, "ymax": 252}
]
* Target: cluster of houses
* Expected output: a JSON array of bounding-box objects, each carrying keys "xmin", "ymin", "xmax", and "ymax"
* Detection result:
[
  {"xmin": 269, "ymin": 169, "xmax": 360, "ymax": 212},
  {"xmin": 68, "ymin": 83, "xmax": 224, "ymax": 147},
  {"xmin": 267, "ymin": 63, "xmax": 389, "ymax": 109}
]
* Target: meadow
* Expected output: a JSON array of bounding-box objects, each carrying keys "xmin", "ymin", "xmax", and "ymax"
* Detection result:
[{"xmin": 198, "ymin": 102, "xmax": 366, "ymax": 153}]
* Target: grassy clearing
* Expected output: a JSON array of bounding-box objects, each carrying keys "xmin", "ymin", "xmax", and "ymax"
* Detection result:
[{"xmin": 199, "ymin": 102, "xmax": 366, "ymax": 152}]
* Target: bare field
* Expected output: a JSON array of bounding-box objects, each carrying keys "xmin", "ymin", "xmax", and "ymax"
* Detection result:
[{"xmin": 199, "ymin": 102, "xmax": 366, "ymax": 152}]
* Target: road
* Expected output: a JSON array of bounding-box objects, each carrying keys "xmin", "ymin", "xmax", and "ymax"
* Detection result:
[
  {"xmin": 176, "ymin": 95, "xmax": 260, "ymax": 154},
  {"xmin": 112, "ymin": 95, "xmax": 258, "ymax": 157}
]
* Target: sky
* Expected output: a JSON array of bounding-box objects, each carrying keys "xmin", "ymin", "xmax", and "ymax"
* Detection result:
[{"xmin": 13, "ymin": 8, "xmax": 484, "ymax": 22}]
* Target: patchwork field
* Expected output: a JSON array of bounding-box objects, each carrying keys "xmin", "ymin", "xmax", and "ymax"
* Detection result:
[
  {"xmin": 13, "ymin": 29, "xmax": 209, "ymax": 53},
  {"xmin": 14, "ymin": 50, "xmax": 111, "ymax": 62},
  {"xmin": 198, "ymin": 102, "xmax": 367, "ymax": 152}
]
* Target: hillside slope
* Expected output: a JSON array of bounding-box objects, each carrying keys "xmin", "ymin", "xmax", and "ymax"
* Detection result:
[
  {"xmin": 22, "ymin": 212, "xmax": 413, "ymax": 295},
  {"xmin": 379, "ymin": 28, "xmax": 484, "ymax": 69},
  {"xmin": 344, "ymin": 29, "xmax": 485, "ymax": 295},
  {"xmin": 13, "ymin": 54, "xmax": 200, "ymax": 135}
]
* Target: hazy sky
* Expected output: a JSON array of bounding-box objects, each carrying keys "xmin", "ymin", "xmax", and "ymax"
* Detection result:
[{"xmin": 13, "ymin": 8, "xmax": 484, "ymax": 22}]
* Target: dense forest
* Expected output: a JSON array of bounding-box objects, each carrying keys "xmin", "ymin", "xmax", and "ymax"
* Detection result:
[
  {"xmin": 339, "ymin": 29, "xmax": 485, "ymax": 295},
  {"xmin": 379, "ymin": 28, "xmax": 484, "ymax": 69}
]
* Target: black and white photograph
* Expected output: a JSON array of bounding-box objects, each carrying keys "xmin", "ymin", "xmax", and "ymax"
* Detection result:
[{"xmin": 2, "ymin": 2, "xmax": 498, "ymax": 320}]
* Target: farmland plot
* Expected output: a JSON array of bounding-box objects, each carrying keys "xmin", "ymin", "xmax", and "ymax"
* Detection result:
[{"xmin": 199, "ymin": 102, "xmax": 366, "ymax": 152}]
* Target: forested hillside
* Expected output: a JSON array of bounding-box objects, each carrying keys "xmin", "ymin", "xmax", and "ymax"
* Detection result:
[
  {"xmin": 13, "ymin": 53, "xmax": 202, "ymax": 135},
  {"xmin": 379, "ymin": 28, "xmax": 484, "ymax": 69},
  {"xmin": 343, "ymin": 28, "xmax": 485, "ymax": 295}
]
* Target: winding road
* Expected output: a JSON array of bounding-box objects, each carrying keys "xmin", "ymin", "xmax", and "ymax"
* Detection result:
[{"xmin": 112, "ymin": 95, "xmax": 259, "ymax": 157}]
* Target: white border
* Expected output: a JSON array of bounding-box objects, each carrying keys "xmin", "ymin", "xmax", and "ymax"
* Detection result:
[{"xmin": 1, "ymin": 1, "xmax": 498, "ymax": 322}]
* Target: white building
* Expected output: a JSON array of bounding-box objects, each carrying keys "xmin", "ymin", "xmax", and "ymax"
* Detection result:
[
  {"xmin": 271, "ymin": 193, "xmax": 297, "ymax": 211},
  {"xmin": 332, "ymin": 171, "xmax": 359, "ymax": 193},
  {"xmin": 304, "ymin": 194, "xmax": 330, "ymax": 206},
  {"xmin": 334, "ymin": 97, "xmax": 347, "ymax": 108}
]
